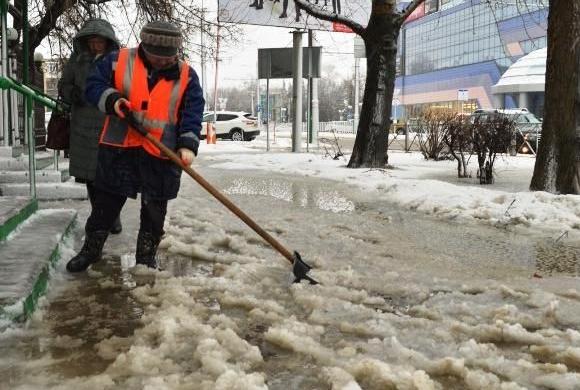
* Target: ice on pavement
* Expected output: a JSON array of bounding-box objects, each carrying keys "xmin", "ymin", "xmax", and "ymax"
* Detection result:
[{"xmin": 1, "ymin": 142, "xmax": 580, "ymax": 389}]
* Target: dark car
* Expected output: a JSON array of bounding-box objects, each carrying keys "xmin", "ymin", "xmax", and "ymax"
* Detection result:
[{"xmin": 471, "ymin": 108, "xmax": 542, "ymax": 154}]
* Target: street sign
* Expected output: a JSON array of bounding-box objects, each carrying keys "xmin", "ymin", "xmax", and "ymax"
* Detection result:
[
  {"xmin": 258, "ymin": 47, "xmax": 321, "ymax": 79},
  {"xmin": 458, "ymin": 89, "xmax": 469, "ymax": 101}
]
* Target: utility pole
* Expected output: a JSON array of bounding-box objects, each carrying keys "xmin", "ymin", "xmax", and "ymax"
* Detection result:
[
  {"xmin": 306, "ymin": 30, "xmax": 312, "ymax": 152},
  {"xmin": 200, "ymin": 1, "xmax": 207, "ymax": 110},
  {"xmin": 212, "ymin": 24, "xmax": 221, "ymax": 126},
  {"xmin": 291, "ymin": 30, "xmax": 303, "ymax": 152},
  {"xmin": 353, "ymin": 57, "xmax": 359, "ymax": 133}
]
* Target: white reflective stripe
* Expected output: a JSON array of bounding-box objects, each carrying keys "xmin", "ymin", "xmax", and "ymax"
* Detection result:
[
  {"xmin": 98, "ymin": 88, "xmax": 119, "ymax": 113},
  {"xmin": 181, "ymin": 132, "xmax": 200, "ymax": 144},
  {"xmin": 167, "ymin": 62, "xmax": 185, "ymax": 124},
  {"xmin": 133, "ymin": 111, "xmax": 145, "ymax": 122},
  {"xmin": 123, "ymin": 48, "xmax": 137, "ymax": 95},
  {"xmin": 142, "ymin": 118, "xmax": 169, "ymax": 129},
  {"xmin": 167, "ymin": 62, "xmax": 184, "ymax": 123}
]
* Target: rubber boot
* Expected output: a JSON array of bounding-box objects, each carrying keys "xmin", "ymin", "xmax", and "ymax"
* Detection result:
[
  {"xmin": 136, "ymin": 231, "xmax": 161, "ymax": 269},
  {"xmin": 110, "ymin": 216, "xmax": 122, "ymax": 235},
  {"xmin": 66, "ymin": 230, "xmax": 109, "ymax": 273}
]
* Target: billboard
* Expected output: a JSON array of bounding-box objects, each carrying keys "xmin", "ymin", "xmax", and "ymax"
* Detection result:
[{"xmin": 218, "ymin": 0, "xmax": 371, "ymax": 31}]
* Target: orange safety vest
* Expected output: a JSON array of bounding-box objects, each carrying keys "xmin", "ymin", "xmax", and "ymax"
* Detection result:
[{"xmin": 99, "ymin": 47, "xmax": 190, "ymax": 158}]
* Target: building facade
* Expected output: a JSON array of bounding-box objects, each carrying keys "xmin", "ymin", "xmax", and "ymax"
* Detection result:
[{"xmin": 396, "ymin": 0, "xmax": 548, "ymax": 119}]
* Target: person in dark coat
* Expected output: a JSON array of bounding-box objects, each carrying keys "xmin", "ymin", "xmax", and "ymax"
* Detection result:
[
  {"xmin": 66, "ymin": 21, "xmax": 204, "ymax": 273},
  {"xmin": 58, "ymin": 19, "xmax": 123, "ymax": 234}
]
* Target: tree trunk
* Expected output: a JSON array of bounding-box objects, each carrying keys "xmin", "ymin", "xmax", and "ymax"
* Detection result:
[
  {"xmin": 348, "ymin": 13, "xmax": 399, "ymax": 168},
  {"xmin": 530, "ymin": 1, "xmax": 580, "ymax": 193}
]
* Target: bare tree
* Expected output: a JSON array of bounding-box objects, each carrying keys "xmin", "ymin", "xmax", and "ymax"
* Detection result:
[
  {"xmin": 415, "ymin": 108, "xmax": 450, "ymax": 161},
  {"xmin": 9, "ymin": 0, "xmax": 240, "ymax": 63},
  {"xmin": 443, "ymin": 114, "xmax": 472, "ymax": 178},
  {"xmin": 530, "ymin": 0, "xmax": 580, "ymax": 194},
  {"xmin": 471, "ymin": 114, "xmax": 514, "ymax": 185},
  {"xmin": 294, "ymin": 0, "xmax": 425, "ymax": 168}
]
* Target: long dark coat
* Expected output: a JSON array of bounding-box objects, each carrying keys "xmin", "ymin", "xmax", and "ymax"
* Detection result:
[{"xmin": 58, "ymin": 19, "xmax": 119, "ymax": 182}]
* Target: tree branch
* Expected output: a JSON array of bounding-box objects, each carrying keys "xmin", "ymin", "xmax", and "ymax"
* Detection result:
[
  {"xmin": 294, "ymin": 0, "xmax": 365, "ymax": 35},
  {"xmin": 30, "ymin": 0, "xmax": 81, "ymax": 51},
  {"xmin": 400, "ymin": 0, "xmax": 425, "ymax": 22},
  {"xmin": 8, "ymin": 4, "xmax": 22, "ymax": 21}
]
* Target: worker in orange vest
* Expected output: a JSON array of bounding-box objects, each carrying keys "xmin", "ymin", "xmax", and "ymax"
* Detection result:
[{"xmin": 66, "ymin": 21, "xmax": 204, "ymax": 272}]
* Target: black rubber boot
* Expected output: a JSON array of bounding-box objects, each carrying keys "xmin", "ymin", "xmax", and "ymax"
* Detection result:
[
  {"xmin": 136, "ymin": 231, "xmax": 161, "ymax": 269},
  {"xmin": 110, "ymin": 216, "xmax": 122, "ymax": 235},
  {"xmin": 66, "ymin": 230, "xmax": 109, "ymax": 273}
]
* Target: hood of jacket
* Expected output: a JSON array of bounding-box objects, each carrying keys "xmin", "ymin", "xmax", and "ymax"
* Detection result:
[{"xmin": 73, "ymin": 18, "xmax": 120, "ymax": 55}]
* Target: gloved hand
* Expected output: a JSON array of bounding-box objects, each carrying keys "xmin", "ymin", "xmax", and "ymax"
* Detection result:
[
  {"xmin": 178, "ymin": 148, "xmax": 195, "ymax": 166},
  {"xmin": 113, "ymin": 98, "xmax": 132, "ymax": 118}
]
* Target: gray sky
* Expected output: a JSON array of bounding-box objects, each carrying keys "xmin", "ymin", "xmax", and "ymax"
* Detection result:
[
  {"xmin": 192, "ymin": 21, "xmax": 360, "ymax": 90},
  {"xmin": 37, "ymin": 2, "xmax": 362, "ymax": 91}
]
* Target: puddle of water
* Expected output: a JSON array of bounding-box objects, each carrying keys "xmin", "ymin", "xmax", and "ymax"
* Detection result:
[
  {"xmin": 224, "ymin": 173, "xmax": 580, "ymax": 278},
  {"xmin": 224, "ymin": 177, "xmax": 355, "ymax": 214}
]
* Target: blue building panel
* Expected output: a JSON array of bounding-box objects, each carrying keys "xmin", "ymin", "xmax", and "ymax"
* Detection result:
[{"xmin": 397, "ymin": 1, "xmax": 548, "ymax": 117}]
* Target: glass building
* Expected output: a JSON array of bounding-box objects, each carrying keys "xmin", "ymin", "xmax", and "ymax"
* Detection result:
[{"xmin": 395, "ymin": 0, "xmax": 548, "ymax": 119}]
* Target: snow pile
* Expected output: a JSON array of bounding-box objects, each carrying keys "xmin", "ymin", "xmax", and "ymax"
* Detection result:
[{"xmin": 204, "ymin": 143, "xmax": 580, "ymax": 239}]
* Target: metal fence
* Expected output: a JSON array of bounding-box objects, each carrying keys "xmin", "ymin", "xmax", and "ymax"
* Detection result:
[{"xmin": 318, "ymin": 120, "xmax": 357, "ymax": 134}]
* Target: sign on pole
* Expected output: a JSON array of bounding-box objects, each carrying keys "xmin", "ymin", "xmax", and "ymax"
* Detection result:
[
  {"xmin": 258, "ymin": 47, "xmax": 321, "ymax": 79},
  {"xmin": 218, "ymin": 0, "xmax": 371, "ymax": 31},
  {"xmin": 458, "ymin": 89, "xmax": 469, "ymax": 101}
]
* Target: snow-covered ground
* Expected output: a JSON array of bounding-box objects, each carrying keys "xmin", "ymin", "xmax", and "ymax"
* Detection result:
[
  {"xmin": 1, "ymin": 136, "xmax": 580, "ymax": 389},
  {"xmin": 202, "ymin": 135, "xmax": 578, "ymax": 241}
]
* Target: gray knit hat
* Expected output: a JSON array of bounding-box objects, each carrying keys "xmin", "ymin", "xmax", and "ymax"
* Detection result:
[{"xmin": 140, "ymin": 21, "xmax": 182, "ymax": 57}]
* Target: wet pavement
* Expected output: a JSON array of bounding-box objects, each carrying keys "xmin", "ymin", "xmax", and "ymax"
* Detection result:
[{"xmin": 0, "ymin": 163, "xmax": 579, "ymax": 389}]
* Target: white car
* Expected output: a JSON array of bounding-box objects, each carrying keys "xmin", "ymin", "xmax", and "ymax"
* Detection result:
[{"xmin": 201, "ymin": 111, "xmax": 260, "ymax": 141}]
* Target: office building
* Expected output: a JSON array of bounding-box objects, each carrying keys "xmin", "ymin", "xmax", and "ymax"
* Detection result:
[{"xmin": 396, "ymin": 0, "xmax": 548, "ymax": 119}]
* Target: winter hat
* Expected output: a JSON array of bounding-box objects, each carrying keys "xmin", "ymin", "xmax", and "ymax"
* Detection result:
[{"xmin": 140, "ymin": 21, "xmax": 182, "ymax": 57}]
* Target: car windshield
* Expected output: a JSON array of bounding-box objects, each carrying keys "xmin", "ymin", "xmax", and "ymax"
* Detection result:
[{"xmin": 525, "ymin": 114, "xmax": 541, "ymax": 124}]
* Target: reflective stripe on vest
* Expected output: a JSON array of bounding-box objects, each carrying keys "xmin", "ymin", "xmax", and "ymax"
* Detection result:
[{"xmin": 99, "ymin": 48, "xmax": 190, "ymax": 158}]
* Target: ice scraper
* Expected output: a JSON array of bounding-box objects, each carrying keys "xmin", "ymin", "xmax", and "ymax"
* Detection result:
[{"xmin": 121, "ymin": 108, "xmax": 318, "ymax": 284}]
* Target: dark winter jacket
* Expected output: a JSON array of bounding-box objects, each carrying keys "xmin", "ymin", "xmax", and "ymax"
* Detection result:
[
  {"xmin": 58, "ymin": 19, "xmax": 120, "ymax": 182},
  {"xmin": 85, "ymin": 45, "xmax": 204, "ymax": 201}
]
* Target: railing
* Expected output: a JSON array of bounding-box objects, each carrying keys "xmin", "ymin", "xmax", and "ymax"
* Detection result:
[
  {"xmin": 318, "ymin": 120, "xmax": 357, "ymax": 134},
  {"xmin": 0, "ymin": 76, "xmax": 70, "ymax": 195}
]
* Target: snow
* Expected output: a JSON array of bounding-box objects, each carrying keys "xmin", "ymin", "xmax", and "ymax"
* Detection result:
[
  {"xmin": 2, "ymin": 137, "xmax": 580, "ymax": 389},
  {"xmin": 201, "ymin": 140, "xmax": 580, "ymax": 241}
]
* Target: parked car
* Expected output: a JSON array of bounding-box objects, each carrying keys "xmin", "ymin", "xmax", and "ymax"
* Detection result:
[
  {"xmin": 201, "ymin": 111, "xmax": 260, "ymax": 141},
  {"xmin": 470, "ymin": 108, "xmax": 542, "ymax": 154}
]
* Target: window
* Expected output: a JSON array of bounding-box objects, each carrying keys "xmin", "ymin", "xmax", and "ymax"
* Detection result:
[
  {"xmin": 216, "ymin": 114, "xmax": 238, "ymax": 121},
  {"xmin": 525, "ymin": 114, "xmax": 541, "ymax": 124}
]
